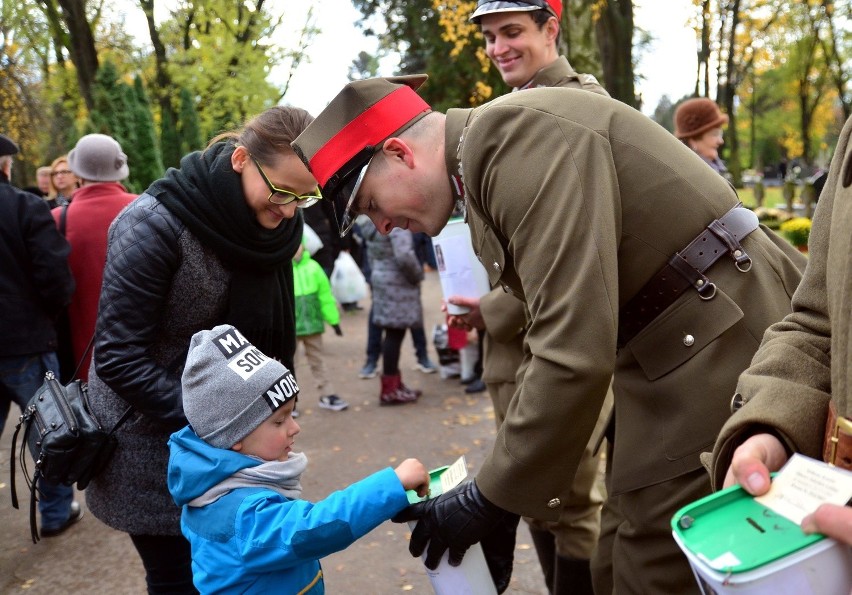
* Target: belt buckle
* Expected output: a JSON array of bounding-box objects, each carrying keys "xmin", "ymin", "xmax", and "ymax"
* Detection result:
[{"xmin": 827, "ymin": 415, "xmax": 852, "ymax": 467}]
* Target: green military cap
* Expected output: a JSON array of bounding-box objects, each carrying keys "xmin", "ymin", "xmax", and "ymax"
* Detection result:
[
  {"xmin": 0, "ymin": 133, "xmax": 20, "ymax": 157},
  {"xmin": 291, "ymin": 75, "xmax": 431, "ymax": 236},
  {"xmin": 469, "ymin": 0, "xmax": 562, "ymax": 22}
]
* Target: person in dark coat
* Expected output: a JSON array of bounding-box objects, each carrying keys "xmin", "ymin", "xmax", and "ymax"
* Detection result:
[
  {"xmin": 0, "ymin": 133, "xmax": 80, "ymax": 538},
  {"xmin": 85, "ymin": 107, "xmax": 314, "ymax": 594}
]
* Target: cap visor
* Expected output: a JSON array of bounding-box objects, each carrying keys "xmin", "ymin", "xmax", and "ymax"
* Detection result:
[
  {"xmin": 470, "ymin": 1, "xmax": 541, "ymax": 20},
  {"xmin": 328, "ymin": 161, "xmax": 369, "ymax": 237}
]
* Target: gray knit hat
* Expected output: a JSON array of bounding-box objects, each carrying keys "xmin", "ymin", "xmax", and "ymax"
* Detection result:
[
  {"xmin": 182, "ymin": 324, "xmax": 300, "ymax": 448},
  {"xmin": 68, "ymin": 133, "xmax": 130, "ymax": 181}
]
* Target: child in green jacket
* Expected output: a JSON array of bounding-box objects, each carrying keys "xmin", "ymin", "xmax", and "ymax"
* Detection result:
[{"xmin": 293, "ymin": 241, "xmax": 348, "ymax": 411}]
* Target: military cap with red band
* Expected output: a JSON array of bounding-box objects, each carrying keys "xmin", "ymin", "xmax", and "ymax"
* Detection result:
[
  {"xmin": 469, "ymin": 0, "xmax": 562, "ymax": 22},
  {"xmin": 291, "ymin": 75, "xmax": 431, "ymax": 236}
]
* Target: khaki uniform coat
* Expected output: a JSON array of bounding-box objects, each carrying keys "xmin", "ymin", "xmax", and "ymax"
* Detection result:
[
  {"xmin": 478, "ymin": 57, "xmax": 612, "ymax": 559},
  {"xmin": 711, "ymin": 114, "xmax": 852, "ymax": 486},
  {"xmin": 443, "ymin": 88, "xmax": 805, "ymax": 521}
]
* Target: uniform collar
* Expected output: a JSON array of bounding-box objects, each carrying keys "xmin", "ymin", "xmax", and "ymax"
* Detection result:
[
  {"xmin": 516, "ymin": 56, "xmax": 579, "ymax": 90},
  {"xmin": 444, "ymin": 108, "xmax": 475, "ymax": 202}
]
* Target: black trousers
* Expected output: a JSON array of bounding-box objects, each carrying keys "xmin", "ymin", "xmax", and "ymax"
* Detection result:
[{"xmin": 130, "ymin": 533, "xmax": 198, "ymax": 594}]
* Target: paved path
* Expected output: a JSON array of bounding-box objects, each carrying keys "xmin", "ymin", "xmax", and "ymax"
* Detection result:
[{"xmin": 1, "ymin": 270, "xmax": 549, "ymax": 594}]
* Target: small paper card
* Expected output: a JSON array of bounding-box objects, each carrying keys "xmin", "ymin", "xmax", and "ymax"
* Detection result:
[
  {"xmin": 755, "ymin": 453, "xmax": 852, "ymax": 525},
  {"xmin": 439, "ymin": 456, "xmax": 468, "ymax": 494}
]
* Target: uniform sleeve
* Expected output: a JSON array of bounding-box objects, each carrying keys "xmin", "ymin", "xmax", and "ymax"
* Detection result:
[
  {"xmin": 480, "ymin": 288, "xmax": 526, "ymax": 344},
  {"xmin": 709, "ymin": 121, "xmax": 852, "ymax": 489},
  {"xmin": 234, "ymin": 467, "xmax": 408, "ymax": 571},
  {"xmin": 465, "ymin": 104, "xmax": 619, "ymax": 518}
]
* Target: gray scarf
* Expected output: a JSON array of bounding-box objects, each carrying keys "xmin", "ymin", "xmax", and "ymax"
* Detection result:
[{"xmin": 189, "ymin": 451, "xmax": 308, "ymax": 507}]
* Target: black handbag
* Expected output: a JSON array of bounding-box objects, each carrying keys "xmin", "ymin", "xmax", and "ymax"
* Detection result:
[{"xmin": 10, "ymin": 336, "xmax": 134, "ymax": 542}]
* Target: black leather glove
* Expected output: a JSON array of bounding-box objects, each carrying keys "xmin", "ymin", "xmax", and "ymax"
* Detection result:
[
  {"xmin": 480, "ymin": 511, "xmax": 520, "ymax": 593},
  {"xmin": 392, "ymin": 480, "xmax": 515, "ymax": 578},
  {"xmin": 332, "ymin": 324, "xmax": 343, "ymax": 336}
]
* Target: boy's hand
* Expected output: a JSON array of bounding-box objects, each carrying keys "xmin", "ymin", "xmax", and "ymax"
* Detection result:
[
  {"xmin": 395, "ymin": 458, "xmax": 430, "ymax": 497},
  {"xmin": 332, "ymin": 324, "xmax": 343, "ymax": 336}
]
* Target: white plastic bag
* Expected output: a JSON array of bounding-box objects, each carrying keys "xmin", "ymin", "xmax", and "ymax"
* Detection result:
[
  {"xmin": 330, "ymin": 251, "xmax": 368, "ymax": 304},
  {"xmin": 302, "ymin": 223, "xmax": 324, "ymax": 256}
]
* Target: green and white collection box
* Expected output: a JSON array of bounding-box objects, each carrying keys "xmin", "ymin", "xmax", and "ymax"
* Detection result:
[
  {"xmin": 405, "ymin": 456, "xmax": 497, "ymax": 595},
  {"xmin": 672, "ymin": 454, "xmax": 852, "ymax": 594}
]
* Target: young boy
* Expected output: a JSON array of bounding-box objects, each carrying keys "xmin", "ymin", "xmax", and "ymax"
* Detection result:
[
  {"xmin": 167, "ymin": 324, "xmax": 429, "ymax": 593},
  {"xmin": 293, "ymin": 240, "xmax": 349, "ymax": 412}
]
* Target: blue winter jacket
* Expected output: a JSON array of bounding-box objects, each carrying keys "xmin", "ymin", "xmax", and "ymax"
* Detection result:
[{"xmin": 167, "ymin": 428, "xmax": 410, "ymax": 594}]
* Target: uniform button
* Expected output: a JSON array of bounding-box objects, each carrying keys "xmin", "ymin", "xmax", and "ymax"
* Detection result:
[
  {"xmin": 734, "ymin": 249, "xmax": 742, "ymax": 258},
  {"xmin": 683, "ymin": 334, "xmax": 695, "ymax": 347},
  {"xmin": 492, "ymin": 262, "xmax": 501, "ymax": 272},
  {"xmin": 547, "ymin": 498, "xmax": 561, "ymax": 509},
  {"xmin": 730, "ymin": 393, "xmax": 745, "ymax": 412}
]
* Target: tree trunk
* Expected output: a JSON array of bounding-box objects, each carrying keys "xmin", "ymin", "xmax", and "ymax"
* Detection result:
[
  {"xmin": 593, "ymin": 0, "xmax": 636, "ymax": 107},
  {"xmin": 55, "ymin": 0, "xmax": 98, "ymax": 111},
  {"xmin": 138, "ymin": 0, "xmax": 180, "ymax": 168}
]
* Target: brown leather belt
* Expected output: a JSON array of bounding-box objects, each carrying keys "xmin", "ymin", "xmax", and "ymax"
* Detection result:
[
  {"xmin": 617, "ymin": 204, "xmax": 759, "ymax": 347},
  {"xmin": 823, "ymin": 401, "xmax": 852, "ymax": 471}
]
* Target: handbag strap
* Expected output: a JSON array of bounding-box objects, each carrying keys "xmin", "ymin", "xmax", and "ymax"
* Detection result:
[
  {"xmin": 59, "ymin": 204, "xmax": 68, "ymax": 236},
  {"xmin": 110, "ymin": 405, "xmax": 135, "ymax": 435},
  {"xmin": 71, "ymin": 333, "xmax": 96, "ymax": 381},
  {"xmin": 58, "ymin": 203, "xmax": 95, "ymax": 383}
]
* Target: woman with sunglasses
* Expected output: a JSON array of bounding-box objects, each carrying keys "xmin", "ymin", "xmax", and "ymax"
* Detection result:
[
  {"xmin": 85, "ymin": 105, "xmax": 318, "ymax": 594},
  {"xmin": 48, "ymin": 155, "xmax": 80, "ymax": 207}
]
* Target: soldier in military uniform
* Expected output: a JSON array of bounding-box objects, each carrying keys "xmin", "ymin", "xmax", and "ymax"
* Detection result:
[
  {"xmin": 291, "ymin": 77, "xmax": 806, "ymax": 593},
  {"xmin": 445, "ymin": 1, "xmax": 611, "ymax": 592},
  {"xmin": 710, "ymin": 113, "xmax": 852, "ymax": 546}
]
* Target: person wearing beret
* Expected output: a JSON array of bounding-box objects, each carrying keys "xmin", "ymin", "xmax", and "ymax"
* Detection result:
[
  {"xmin": 0, "ymin": 133, "xmax": 80, "ymax": 538},
  {"xmin": 674, "ymin": 97, "xmax": 732, "ymax": 182},
  {"xmin": 710, "ymin": 113, "xmax": 852, "ymax": 546},
  {"xmin": 445, "ymin": 1, "xmax": 612, "ymax": 592},
  {"xmin": 290, "ymin": 76, "xmax": 807, "ymax": 593},
  {"xmin": 53, "ymin": 134, "xmax": 137, "ymax": 384}
]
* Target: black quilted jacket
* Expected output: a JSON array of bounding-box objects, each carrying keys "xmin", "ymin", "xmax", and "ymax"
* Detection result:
[{"xmin": 86, "ymin": 193, "xmax": 231, "ymax": 535}]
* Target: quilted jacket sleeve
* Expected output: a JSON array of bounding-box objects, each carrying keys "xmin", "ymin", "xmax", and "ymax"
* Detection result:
[{"xmin": 93, "ymin": 195, "xmax": 186, "ymax": 423}]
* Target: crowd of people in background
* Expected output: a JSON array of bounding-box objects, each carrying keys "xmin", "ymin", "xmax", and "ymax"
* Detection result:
[
  {"xmin": 3, "ymin": 1, "xmax": 852, "ymax": 593},
  {"xmin": 0, "ymin": 115, "xmax": 484, "ymax": 593}
]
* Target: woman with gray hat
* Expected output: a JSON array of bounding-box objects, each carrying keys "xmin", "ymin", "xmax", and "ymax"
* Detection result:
[
  {"xmin": 53, "ymin": 133, "xmax": 137, "ymax": 384},
  {"xmin": 85, "ymin": 106, "xmax": 316, "ymax": 594}
]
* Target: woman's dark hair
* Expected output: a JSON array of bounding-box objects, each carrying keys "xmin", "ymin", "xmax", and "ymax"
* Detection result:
[{"xmin": 207, "ymin": 106, "xmax": 314, "ymax": 165}]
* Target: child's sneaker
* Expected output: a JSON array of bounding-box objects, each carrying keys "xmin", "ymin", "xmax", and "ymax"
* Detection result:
[
  {"xmin": 358, "ymin": 361, "xmax": 378, "ymax": 379},
  {"xmin": 318, "ymin": 394, "xmax": 349, "ymax": 411},
  {"xmin": 414, "ymin": 358, "xmax": 437, "ymax": 374}
]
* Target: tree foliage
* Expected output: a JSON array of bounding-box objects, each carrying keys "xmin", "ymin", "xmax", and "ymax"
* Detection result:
[
  {"xmin": 352, "ymin": 0, "xmax": 611, "ymax": 108},
  {"xmin": 131, "ymin": 74, "xmax": 164, "ymax": 192},
  {"xmin": 680, "ymin": 0, "xmax": 851, "ymax": 179},
  {"xmin": 178, "ymin": 87, "xmax": 203, "ymax": 156},
  {"xmin": 156, "ymin": 0, "xmax": 282, "ymax": 138}
]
